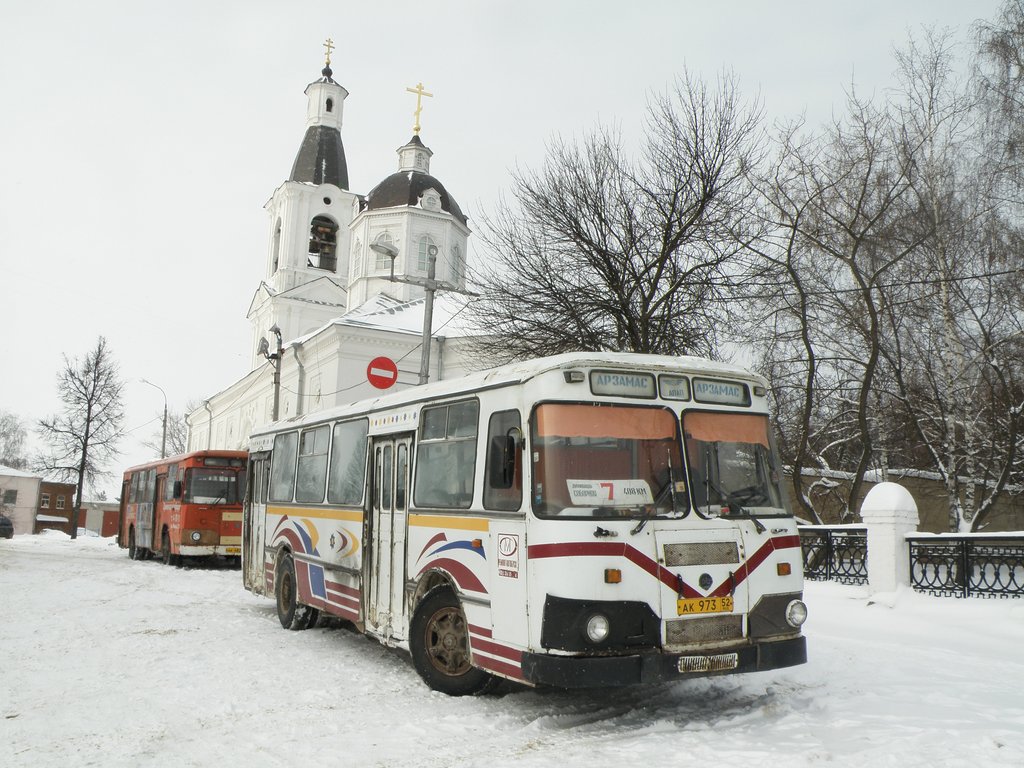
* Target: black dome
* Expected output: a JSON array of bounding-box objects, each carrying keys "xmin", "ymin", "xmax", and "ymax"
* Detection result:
[
  {"xmin": 290, "ymin": 125, "xmax": 349, "ymax": 189},
  {"xmin": 365, "ymin": 170, "xmax": 467, "ymax": 225}
]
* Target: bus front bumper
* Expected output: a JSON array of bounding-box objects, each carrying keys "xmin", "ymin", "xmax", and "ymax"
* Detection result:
[
  {"xmin": 178, "ymin": 544, "xmax": 242, "ymax": 557},
  {"xmin": 519, "ymin": 636, "xmax": 806, "ymax": 689}
]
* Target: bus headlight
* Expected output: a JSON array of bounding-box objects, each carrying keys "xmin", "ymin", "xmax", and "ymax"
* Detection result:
[
  {"xmin": 191, "ymin": 531, "xmax": 202, "ymax": 542},
  {"xmin": 585, "ymin": 614, "xmax": 610, "ymax": 643},
  {"xmin": 785, "ymin": 599, "xmax": 808, "ymax": 628}
]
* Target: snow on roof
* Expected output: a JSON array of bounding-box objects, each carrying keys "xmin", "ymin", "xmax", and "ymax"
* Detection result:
[{"xmin": 0, "ymin": 464, "xmax": 39, "ymax": 479}]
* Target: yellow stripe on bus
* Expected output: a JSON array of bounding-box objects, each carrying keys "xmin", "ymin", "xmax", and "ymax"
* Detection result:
[
  {"xmin": 409, "ymin": 514, "xmax": 489, "ymax": 532},
  {"xmin": 266, "ymin": 506, "xmax": 364, "ymax": 522}
]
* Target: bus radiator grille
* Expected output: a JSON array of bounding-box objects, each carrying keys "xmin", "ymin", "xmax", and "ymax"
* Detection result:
[
  {"xmin": 663, "ymin": 542, "xmax": 739, "ymax": 567},
  {"xmin": 665, "ymin": 615, "xmax": 744, "ymax": 646}
]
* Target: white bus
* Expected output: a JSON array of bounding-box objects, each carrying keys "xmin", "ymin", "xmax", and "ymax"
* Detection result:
[{"xmin": 242, "ymin": 353, "xmax": 807, "ymax": 695}]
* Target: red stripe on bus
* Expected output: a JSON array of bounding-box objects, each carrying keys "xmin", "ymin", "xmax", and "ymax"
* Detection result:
[
  {"xmin": 471, "ymin": 636, "xmax": 523, "ymax": 664},
  {"xmin": 710, "ymin": 535, "xmax": 801, "ymax": 597},
  {"xmin": 324, "ymin": 580, "xmax": 360, "ymax": 599},
  {"xmin": 473, "ymin": 654, "xmax": 524, "ymax": 681},
  {"xmin": 527, "ymin": 542, "xmax": 700, "ymax": 597},
  {"xmin": 417, "ymin": 558, "xmax": 487, "ymax": 594},
  {"xmin": 468, "ymin": 623, "xmax": 492, "ymax": 638}
]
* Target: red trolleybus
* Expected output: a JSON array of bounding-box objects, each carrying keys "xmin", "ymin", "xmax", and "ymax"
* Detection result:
[
  {"xmin": 243, "ymin": 353, "xmax": 807, "ymax": 695},
  {"xmin": 118, "ymin": 450, "xmax": 247, "ymax": 565}
]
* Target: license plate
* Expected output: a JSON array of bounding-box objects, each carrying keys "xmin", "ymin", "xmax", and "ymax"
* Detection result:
[
  {"xmin": 677, "ymin": 595, "xmax": 734, "ymax": 615},
  {"xmin": 225, "ymin": 547, "xmax": 241, "ymax": 555}
]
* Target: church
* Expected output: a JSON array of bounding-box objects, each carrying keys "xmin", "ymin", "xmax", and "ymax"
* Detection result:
[{"xmin": 186, "ymin": 46, "xmax": 482, "ymax": 452}]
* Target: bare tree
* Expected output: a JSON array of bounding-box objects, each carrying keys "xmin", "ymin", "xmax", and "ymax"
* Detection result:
[
  {"xmin": 37, "ymin": 336, "xmax": 125, "ymax": 539},
  {"xmin": 468, "ymin": 70, "xmax": 763, "ymax": 362},
  {"xmin": 0, "ymin": 409, "xmax": 29, "ymax": 469}
]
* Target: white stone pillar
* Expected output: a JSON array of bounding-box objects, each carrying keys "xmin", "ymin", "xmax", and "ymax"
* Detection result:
[{"xmin": 860, "ymin": 482, "xmax": 920, "ymax": 594}]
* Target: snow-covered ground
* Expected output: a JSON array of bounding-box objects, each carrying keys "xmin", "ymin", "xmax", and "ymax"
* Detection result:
[{"xmin": 2, "ymin": 532, "xmax": 1022, "ymax": 768}]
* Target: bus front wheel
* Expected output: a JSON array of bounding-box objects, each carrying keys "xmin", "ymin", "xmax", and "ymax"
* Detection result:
[
  {"xmin": 161, "ymin": 531, "xmax": 179, "ymax": 567},
  {"xmin": 410, "ymin": 586, "xmax": 496, "ymax": 696},
  {"xmin": 275, "ymin": 553, "xmax": 319, "ymax": 631}
]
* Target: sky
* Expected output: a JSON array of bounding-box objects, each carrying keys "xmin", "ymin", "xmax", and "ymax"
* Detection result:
[
  {"xmin": 0, "ymin": 0, "xmax": 1007, "ymax": 497},
  {"xmin": 2, "ymin": 531, "xmax": 1022, "ymax": 766}
]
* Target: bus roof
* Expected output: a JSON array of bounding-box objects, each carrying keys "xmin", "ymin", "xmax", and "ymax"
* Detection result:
[
  {"xmin": 120, "ymin": 449, "xmax": 248, "ymax": 476},
  {"xmin": 252, "ymin": 352, "xmax": 764, "ymax": 439}
]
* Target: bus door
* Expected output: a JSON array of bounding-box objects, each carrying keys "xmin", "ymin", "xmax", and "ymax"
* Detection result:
[
  {"xmin": 154, "ymin": 474, "xmax": 166, "ymax": 548},
  {"xmin": 367, "ymin": 435, "xmax": 412, "ymax": 640},
  {"xmin": 243, "ymin": 452, "xmax": 271, "ymax": 594},
  {"xmin": 136, "ymin": 469, "xmax": 157, "ymax": 553}
]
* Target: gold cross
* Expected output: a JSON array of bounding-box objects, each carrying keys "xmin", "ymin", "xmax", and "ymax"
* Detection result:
[
  {"xmin": 323, "ymin": 38, "xmax": 335, "ymax": 66},
  {"xmin": 405, "ymin": 82, "xmax": 434, "ymax": 135}
]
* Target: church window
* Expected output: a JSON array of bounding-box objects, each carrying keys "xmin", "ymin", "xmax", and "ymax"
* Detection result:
[
  {"xmin": 417, "ymin": 235, "xmax": 437, "ymax": 272},
  {"xmin": 374, "ymin": 232, "xmax": 395, "ymax": 270},
  {"xmin": 272, "ymin": 220, "xmax": 282, "ymax": 272},
  {"xmin": 308, "ymin": 215, "xmax": 338, "ymax": 271},
  {"xmin": 451, "ymin": 244, "xmax": 463, "ymax": 281},
  {"xmin": 421, "ymin": 189, "xmax": 441, "ymax": 212},
  {"xmin": 326, "ymin": 98, "xmax": 334, "ymax": 113},
  {"xmin": 353, "ymin": 239, "xmax": 362, "ymax": 276}
]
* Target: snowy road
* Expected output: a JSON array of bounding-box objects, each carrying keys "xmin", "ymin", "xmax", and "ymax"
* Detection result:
[{"xmin": 2, "ymin": 532, "xmax": 1022, "ymax": 767}]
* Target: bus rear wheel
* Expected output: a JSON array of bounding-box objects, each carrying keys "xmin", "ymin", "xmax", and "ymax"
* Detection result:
[
  {"xmin": 410, "ymin": 586, "xmax": 496, "ymax": 696},
  {"xmin": 275, "ymin": 553, "xmax": 319, "ymax": 630}
]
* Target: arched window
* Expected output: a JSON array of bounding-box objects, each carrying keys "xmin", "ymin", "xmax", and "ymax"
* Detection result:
[
  {"xmin": 374, "ymin": 232, "xmax": 395, "ymax": 270},
  {"xmin": 272, "ymin": 219, "xmax": 282, "ymax": 272},
  {"xmin": 326, "ymin": 98, "xmax": 334, "ymax": 113},
  {"xmin": 308, "ymin": 215, "xmax": 338, "ymax": 271},
  {"xmin": 417, "ymin": 235, "xmax": 437, "ymax": 273},
  {"xmin": 353, "ymin": 239, "xmax": 362, "ymax": 277},
  {"xmin": 451, "ymin": 244, "xmax": 463, "ymax": 281}
]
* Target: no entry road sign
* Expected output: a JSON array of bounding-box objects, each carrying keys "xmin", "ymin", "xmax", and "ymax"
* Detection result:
[{"xmin": 367, "ymin": 356, "xmax": 398, "ymax": 389}]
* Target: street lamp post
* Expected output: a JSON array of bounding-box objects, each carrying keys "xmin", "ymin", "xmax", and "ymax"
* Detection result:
[
  {"xmin": 370, "ymin": 241, "xmax": 476, "ymax": 385},
  {"xmin": 258, "ymin": 324, "xmax": 284, "ymax": 420},
  {"xmin": 140, "ymin": 378, "xmax": 168, "ymax": 458}
]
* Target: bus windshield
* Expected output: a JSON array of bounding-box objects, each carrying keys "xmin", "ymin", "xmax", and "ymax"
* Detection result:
[
  {"xmin": 531, "ymin": 403, "xmax": 685, "ymax": 519},
  {"xmin": 184, "ymin": 468, "xmax": 242, "ymax": 505},
  {"xmin": 683, "ymin": 411, "xmax": 789, "ymax": 518}
]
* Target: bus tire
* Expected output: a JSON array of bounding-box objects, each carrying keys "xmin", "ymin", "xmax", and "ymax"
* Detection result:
[
  {"xmin": 275, "ymin": 553, "xmax": 319, "ymax": 631},
  {"xmin": 161, "ymin": 531, "xmax": 178, "ymax": 567},
  {"xmin": 409, "ymin": 586, "xmax": 496, "ymax": 696}
]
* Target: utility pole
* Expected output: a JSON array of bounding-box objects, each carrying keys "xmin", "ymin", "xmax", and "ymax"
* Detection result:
[
  {"xmin": 369, "ymin": 242, "xmax": 476, "ymax": 384},
  {"xmin": 140, "ymin": 378, "xmax": 168, "ymax": 458},
  {"xmin": 258, "ymin": 325, "xmax": 284, "ymax": 420}
]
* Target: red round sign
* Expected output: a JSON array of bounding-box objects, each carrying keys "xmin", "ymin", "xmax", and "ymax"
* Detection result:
[{"xmin": 366, "ymin": 356, "xmax": 398, "ymax": 389}]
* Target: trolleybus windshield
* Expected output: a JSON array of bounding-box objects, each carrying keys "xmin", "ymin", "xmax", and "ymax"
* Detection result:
[
  {"xmin": 530, "ymin": 403, "xmax": 685, "ymax": 519},
  {"xmin": 682, "ymin": 411, "xmax": 789, "ymax": 518}
]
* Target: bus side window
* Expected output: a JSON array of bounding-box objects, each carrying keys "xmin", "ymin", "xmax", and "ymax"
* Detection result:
[
  {"xmin": 269, "ymin": 431, "xmax": 299, "ymax": 503},
  {"xmin": 484, "ymin": 409, "xmax": 522, "ymax": 512},
  {"xmin": 414, "ymin": 400, "xmax": 479, "ymax": 509},
  {"xmin": 295, "ymin": 425, "xmax": 330, "ymax": 503}
]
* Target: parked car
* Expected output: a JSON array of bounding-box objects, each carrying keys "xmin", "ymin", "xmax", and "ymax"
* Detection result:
[{"xmin": 0, "ymin": 513, "xmax": 13, "ymax": 539}]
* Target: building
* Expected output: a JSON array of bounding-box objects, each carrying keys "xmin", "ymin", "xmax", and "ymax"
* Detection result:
[
  {"xmin": 0, "ymin": 465, "xmax": 41, "ymax": 535},
  {"xmin": 188, "ymin": 52, "xmax": 482, "ymax": 452},
  {"xmin": 34, "ymin": 480, "xmax": 78, "ymax": 535}
]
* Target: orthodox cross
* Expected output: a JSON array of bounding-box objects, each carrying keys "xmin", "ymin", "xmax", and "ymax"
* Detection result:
[
  {"xmin": 405, "ymin": 82, "xmax": 434, "ymax": 135},
  {"xmin": 323, "ymin": 38, "xmax": 335, "ymax": 66}
]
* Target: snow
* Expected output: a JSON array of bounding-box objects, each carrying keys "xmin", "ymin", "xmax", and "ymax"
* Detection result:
[{"xmin": 2, "ymin": 532, "xmax": 1023, "ymax": 767}]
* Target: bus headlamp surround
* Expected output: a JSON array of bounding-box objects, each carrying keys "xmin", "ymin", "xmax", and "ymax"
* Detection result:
[
  {"xmin": 785, "ymin": 599, "xmax": 808, "ymax": 628},
  {"xmin": 585, "ymin": 613, "xmax": 611, "ymax": 643}
]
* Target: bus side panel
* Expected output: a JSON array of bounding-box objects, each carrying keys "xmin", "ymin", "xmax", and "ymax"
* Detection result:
[{"xmin": 266, "ymin": 507, "xmax": 365, "ymax": 624}]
